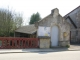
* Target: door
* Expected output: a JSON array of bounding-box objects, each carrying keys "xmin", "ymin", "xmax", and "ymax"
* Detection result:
[{"xmin": 51, "ymin": 26, "xmax": 58, "ymax": 47}]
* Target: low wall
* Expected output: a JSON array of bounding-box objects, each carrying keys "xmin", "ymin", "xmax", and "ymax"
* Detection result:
[
  {"xmin": 59, "ymin": 40, "xmax": 70, "ymax": 47},
  {"xmin": 40, "ymin": 38, "xmax": 50, "ymax": 48}
]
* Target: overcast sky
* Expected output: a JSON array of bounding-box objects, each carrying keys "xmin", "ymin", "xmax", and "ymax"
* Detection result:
[{"xmin": 0, "ymin": 0, "xmax": 80, "ymax": 25}]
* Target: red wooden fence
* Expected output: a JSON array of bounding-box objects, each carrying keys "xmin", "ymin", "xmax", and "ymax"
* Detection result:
[{"xmin": 0, "ymin": 37, "xmax": 39, "ymax": 49}]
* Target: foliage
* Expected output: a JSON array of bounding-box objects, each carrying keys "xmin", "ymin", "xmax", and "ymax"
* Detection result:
[
  {"xmin": 0, "ymin": 8, "xmax": 23, "ymax": 37},
  {"xmin": 66, "ymin": 44, "xmax": 70, "ymax": 48},
  {"xmin": 29, "ymin": 12, "xmax": 41, "ymax": 24}
]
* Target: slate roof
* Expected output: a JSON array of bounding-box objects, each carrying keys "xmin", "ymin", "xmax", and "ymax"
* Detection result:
[
  {"xmin": 15, "ymin": 24, "xmax": 37, "ymax": 34},
  {"xmin": 64, "ymin": 6, "xmax": 80, "ymax": 28},
  {"xmin": 64, "ymin": 6, "xmax": 80, "ymax": 18}
]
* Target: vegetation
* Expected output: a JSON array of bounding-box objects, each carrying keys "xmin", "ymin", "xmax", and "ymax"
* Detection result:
[
  {"xmin": 0, "ymin": 8, "xmax": 23, "ymax": 37},
  {"xmin": 29, "ymin": 12, "xmax": 41, "ymax": 24},
  {"xmin": 66, "ymin": 44, "xmax": 70, "ymax": 48}
]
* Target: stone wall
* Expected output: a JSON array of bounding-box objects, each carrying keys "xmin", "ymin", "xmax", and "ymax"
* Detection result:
[
  {"xmin": 35, "ymin": 8, "xmax": 70, "ymax": 48},
  {"xmin": 40, "ymin": 38, "xmax": 50, "ymax": 48}
]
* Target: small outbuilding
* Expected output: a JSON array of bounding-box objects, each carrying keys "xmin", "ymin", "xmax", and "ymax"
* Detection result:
[
  {"xmin": 15, "ymin": 24, "xmax": 37, "ymax": 38},
  {"xmin": 35, "ymin": 8, "xmax": 70, "ymax": 48}
]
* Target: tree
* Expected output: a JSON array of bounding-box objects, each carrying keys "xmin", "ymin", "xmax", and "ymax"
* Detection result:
[
  {"xmin": 13, "ymin": 14, "xmax": 23, "ymax": 29},
  {"xmin": 29, "ymin": 12, "xmax": 41, "ymax": 24},
  {"xmin": 0, "ymin": 9, "xmax": 13, "ymax": 36},
  {"xmin": 0, "ymin": 8, "xmax": 23, "ymax": 37},
  {"xmin": 11, "ymin": 13, "xmax": 23, "ymax": 36}
]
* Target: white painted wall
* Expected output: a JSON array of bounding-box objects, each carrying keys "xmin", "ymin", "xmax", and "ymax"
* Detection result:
[{"xmin": 38, "ymin": 26, "xmax": 50, "ymax": 37}]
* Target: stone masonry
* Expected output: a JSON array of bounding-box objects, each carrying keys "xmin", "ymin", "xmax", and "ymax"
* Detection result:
[{"xmin": 35, "ymin": 8, "xmax": 70, "ymax": 48}]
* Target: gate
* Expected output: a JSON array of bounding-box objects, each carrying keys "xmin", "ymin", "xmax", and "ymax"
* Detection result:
[
  {"xmin": 70, "ymin": 30, "xmax": 80, "ymax": 44},
  {"xmin": 0, "ymin": 37, "xmax": 39, "ymax": 49}
]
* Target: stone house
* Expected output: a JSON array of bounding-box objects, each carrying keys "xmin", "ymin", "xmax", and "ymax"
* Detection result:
[
  {"xmin": 64, "ymin": 6, "xmax": 80, "ymax": 44},
  {"xmin": 15, "ymin": 8, "xmax": 70, "ymax": 48},
  {"xmin": 35, "ymin": 8, "xmax": 70, "ymax": 48}
]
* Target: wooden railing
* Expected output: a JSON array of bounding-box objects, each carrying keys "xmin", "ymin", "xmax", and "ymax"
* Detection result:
[{"xmin": 0, "ymin": 37, "xmax": 39, "ymax": 49}]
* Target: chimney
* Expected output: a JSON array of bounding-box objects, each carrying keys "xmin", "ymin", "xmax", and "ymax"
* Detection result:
[{"xmin": 51, "ymin": 8, "xmax": 59, "ymax": 17}]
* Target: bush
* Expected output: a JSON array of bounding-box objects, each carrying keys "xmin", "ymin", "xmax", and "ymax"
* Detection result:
[{"xmin": 66, "ymin": 45, "xmax": 70, "ymax": 48}]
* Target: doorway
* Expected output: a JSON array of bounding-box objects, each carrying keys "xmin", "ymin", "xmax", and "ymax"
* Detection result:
[{"xmin": 51, "ymin": 26, "xmax": 59, "ymax": 47}]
